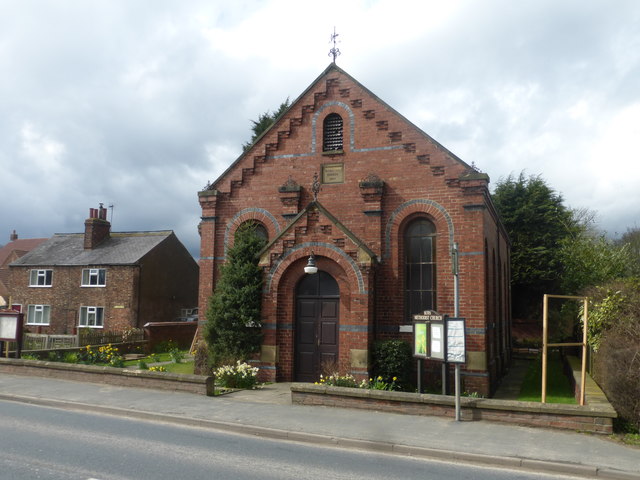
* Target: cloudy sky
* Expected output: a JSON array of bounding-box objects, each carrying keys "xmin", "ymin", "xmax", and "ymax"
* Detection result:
[{"xmin": 2, "ymin": 0, "xmax": 639, "ymax": 258}]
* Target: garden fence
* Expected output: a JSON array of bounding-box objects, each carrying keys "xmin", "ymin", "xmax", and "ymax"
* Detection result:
[
  {"xmin": 23, "ymin": 334, "xmax": 77, "ymax": 350},
  {"xmin": 22, "ymin": 329, "xmax": 144, "ymax": 351}
]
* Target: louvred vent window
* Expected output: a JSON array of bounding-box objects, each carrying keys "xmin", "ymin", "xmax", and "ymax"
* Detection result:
[{"xmin": 323, "ymin": 113, "xmax": 343, "ymax": 151}]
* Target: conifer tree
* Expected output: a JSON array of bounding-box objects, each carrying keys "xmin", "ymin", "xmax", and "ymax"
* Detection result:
[
  {"xmin": 492, "ymin": 172, "xmax": 577, "ymax": 319},
  {"xmin": 242, "ymin": 99, "xmax": 290, "ymax": 152},
  {"xmin": 204, "ymin": 223, "xmax": 266, "ymax": 366}
]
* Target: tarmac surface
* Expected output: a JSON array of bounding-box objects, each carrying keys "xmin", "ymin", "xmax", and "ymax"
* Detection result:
[{"xmin": 0, "ymin": 373, "xmax": 638, "ymax": 479}]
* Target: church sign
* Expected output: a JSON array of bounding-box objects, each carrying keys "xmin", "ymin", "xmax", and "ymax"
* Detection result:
[
  {"xmin": 413, "ymin": 310, "xmax": 466, "ymax": 363},
  {"xmin": 0, "ymin": 311, "xmax": 24, "ymax": 358},
  {"xmin": 0, "ymin": 312, "xmax": 23, "ymax": 342},
  {"xmin": 445, "ymin": 318, "xmax": 466, "ymax": 364}
]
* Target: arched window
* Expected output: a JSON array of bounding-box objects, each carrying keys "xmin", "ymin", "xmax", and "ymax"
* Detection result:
[
  {"xmin": 323, "ymin": 113, "xmax": 343, "ymax": 151},
  {"xmin": 252, "ymin": 223, "xmax": 268, "ymax": 242},
  {"xmin": 404, "ymin": 219, "xmax": 436, "ymax": 320},
  {"xmin": 235, "ymin": 221, "xmax": 268, "ymax": 244}
]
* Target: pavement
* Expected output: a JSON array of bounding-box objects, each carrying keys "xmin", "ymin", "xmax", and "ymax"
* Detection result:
[{"xmin": 0, "ymin": 373, "xmax": 638, "ymax": 479}]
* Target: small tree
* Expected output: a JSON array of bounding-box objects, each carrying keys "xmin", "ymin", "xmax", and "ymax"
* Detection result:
[{"xmin": 204, "ymin": 223, "xmax": 266, "ymax": 366}]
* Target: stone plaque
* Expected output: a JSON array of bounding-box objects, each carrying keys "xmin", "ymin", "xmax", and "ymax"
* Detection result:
[{"xmin": 322, "ymin": 163, "xmax": 344, "ymax": 184}]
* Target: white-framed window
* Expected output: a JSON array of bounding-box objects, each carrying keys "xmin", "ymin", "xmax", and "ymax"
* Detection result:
[
  {"xmin": 81, "ymin": 268, "xmax": 106, "ymax": 287},
  {"xmin": 27, "ymin": 304, "xmax": 51, "ymax": 325},
  {"xmin": 29, "ymin": 269, "xmax": 52, "ymax": 287},
  {"xmin": 79, "ymin": 306, "xmax": 104, "ymax": 328}
]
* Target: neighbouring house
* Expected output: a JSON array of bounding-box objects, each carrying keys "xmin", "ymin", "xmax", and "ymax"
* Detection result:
[
  {"xmin": 198, "ymin": 63, "xmax": 511, "ymax": 396},
  {"xmin": 0, "ymin": 231, "xmax": 48, "ymax": 308},
  {"xmin": 9, "ymin": 205, "xmax": 198, "ymax": 334}
]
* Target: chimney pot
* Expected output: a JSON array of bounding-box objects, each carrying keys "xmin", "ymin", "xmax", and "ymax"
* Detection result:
[
  {"xmin": 84, "ymin": 205, "xmax": 111, "ymax": 249},
  {"xmin": 10, "ymin": 230, "xmax": 18, "ymax": 242}
]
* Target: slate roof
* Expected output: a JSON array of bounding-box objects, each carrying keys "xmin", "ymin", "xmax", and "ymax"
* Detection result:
[{"xmin": 10, "ymin": 231, "xmax": 173, "ymax": 267}]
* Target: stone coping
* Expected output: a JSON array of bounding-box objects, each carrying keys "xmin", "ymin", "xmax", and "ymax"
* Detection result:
[
  {"xmin": 0, "ymin": 358, "xmax": 215, "ymax": 396},
  {"xmin": 566, "ymin": 355, "xmax": 613, "ymax": 410},
  {"xmin": 291, "ymin": 374, "xmax": 617, "ymax": 434},
  {"xmin": 291, "ymin": 383, "xmax": 616, "ymax": 418}
]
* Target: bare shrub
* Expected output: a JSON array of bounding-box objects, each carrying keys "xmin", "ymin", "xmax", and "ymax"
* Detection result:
[
  {"xmin": 319, "ymin": 357, "xmax": 352, "ymax": 379},
  {"xmin": 192, "ymin": 342, "xmax": 212, "ymax": 376},
  {"xmin": 595, "ymin": 326, "xmax": 640, "ymax": 431}
]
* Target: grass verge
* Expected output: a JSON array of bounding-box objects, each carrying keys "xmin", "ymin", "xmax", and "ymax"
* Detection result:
[{"xmin": 518, "ymin": 351, "xmax": 576, "ymax": 404}]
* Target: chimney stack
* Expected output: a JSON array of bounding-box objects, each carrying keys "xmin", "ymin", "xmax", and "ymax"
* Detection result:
[
  {"xmin": 10, "ymin": 230, "xmax": 18, "ymax": 242},
  {"xmin": 84, "ymin": 203, "xmax": 111, "ymax": 249}
]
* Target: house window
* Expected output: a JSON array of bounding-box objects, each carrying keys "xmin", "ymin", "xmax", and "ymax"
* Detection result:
[
  {"xmin": 29, "ymin": 269, "xmax": 52, "ymax": 287},
  {"xmin": 323, "ymin": 113, "xmax": 343, "ymax": 151},
  {"xmin": 79, "ymin": 306, "xmax": 104, "ymax": 328},
  {"xmin": 81, "ymin": 268, "xmax": 106, "ymax": 287},
  {"xmin": 404, "ymin": 218, "xmax": 437, "ymax": 320},
  {"xmin": 27, "ymin": 305, "xmax": 51, "ymax": 325}
]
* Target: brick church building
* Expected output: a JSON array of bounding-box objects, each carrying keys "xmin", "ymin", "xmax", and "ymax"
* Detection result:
[{"xmin": 198, "ymin": 63, "xmax": 510, "ymax": 395}]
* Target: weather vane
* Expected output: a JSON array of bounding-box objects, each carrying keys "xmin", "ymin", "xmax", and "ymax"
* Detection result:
[{"xmin": 329, "ymin": 27, "xmax": 341, "ymax": 63}]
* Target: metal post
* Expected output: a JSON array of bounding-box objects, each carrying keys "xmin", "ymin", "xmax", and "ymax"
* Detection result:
[
  {"xmin": 453, "ymin": 243, "xmax": 460, "ymax": 318},
  {"xmin": 442, "ymin": 363, "xmax": 448, "ymax": 395},
  {"xmin": 453, "ymin": 242, "xmax": 462, "ymax": 421},
  {"xmin": 455, "ymin": 363, "xmax": 461, "ymax": 421},
  {"xmin": 542, "ymin": 294, "xmax": 549, "ymax": 403},
  {"xmin": 417, "ymin": 359, "xmax": 422, "ymax": 393}
]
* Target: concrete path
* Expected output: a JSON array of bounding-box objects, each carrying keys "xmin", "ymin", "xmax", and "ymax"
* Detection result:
[
  {"xmin": 0, "ymin": 374, "xmax": 638, "ymax": 479},
  {"xmin": 493, "ymin": 357, "xmax": 532, "ymax": 400}
]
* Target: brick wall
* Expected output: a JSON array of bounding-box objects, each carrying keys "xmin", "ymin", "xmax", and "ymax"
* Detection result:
[
  {"xmin": 143, "ymin": 321, "xmax": 198, "ymax": 352},
  {"xmin": 0, "ymin": 358, "xmax": 214, "ymax": 396},
  {"xmin": 291, "ymin": 383, "xmax": 616, "ymax": 435}
]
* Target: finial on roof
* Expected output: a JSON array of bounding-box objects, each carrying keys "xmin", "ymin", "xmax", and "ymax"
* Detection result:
[
  {"xmin": 329, "ymin": 27, "xmax": 341, "ymax": 63},
  {"xmin": 311, "ymin": 172, "xmax": 321, "ymax": 201}
]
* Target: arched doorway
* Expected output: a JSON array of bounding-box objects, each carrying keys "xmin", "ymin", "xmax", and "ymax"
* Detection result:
[{"xmin": 295, "ymin": 271, "xmax": 339, "ymax": 382}]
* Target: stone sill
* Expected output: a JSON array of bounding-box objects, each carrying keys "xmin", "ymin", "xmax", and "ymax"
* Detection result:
[{"xmin": 0, "ymin": 358, "xmax": 215, "ymax": 396}]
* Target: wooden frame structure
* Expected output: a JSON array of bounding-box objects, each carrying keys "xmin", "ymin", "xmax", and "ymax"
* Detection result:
[{"xmin": 542, "ymin": 294, "xmax": 588, "ymax": 405}]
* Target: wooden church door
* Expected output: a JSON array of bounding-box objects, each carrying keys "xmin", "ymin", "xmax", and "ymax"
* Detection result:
[{"xmin": 295, "ymin": 271, "xmax": 339, "ymax": 382}]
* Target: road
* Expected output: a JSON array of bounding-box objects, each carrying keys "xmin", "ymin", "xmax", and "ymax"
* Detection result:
[{"xmin": 0, "ymin": 399, "xmax": 586, "ymax": 480}]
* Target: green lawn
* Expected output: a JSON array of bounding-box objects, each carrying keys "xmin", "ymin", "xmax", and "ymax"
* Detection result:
[
  {"xmin": 162, "ymin": 361, "xmax": 194, "ymax": 374},
  {"xmin": 122, "ymin": 352, "xmax": 173, "ymax": 367},
  {"xmin": 122, "ymin": 351, "xmax": 194, "ymax": 374},
  {"xmin": 518, "ymin": 352, "xmax": 576, "ymax": 404}
]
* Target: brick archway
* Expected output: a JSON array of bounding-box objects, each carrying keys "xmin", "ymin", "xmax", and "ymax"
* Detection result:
[
  {"xmin": 384, "ymin": 199, "xmax": 455, "ymax": 273},
  {"xmin": 263, "ymin": 248, "xmax": 366, "ymax": 382},
  {"xmin": 223, "ymin": 207, "xmax": 281, "ymax": 258}
]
